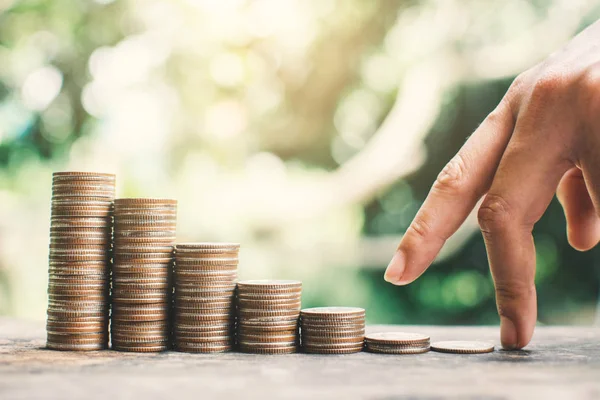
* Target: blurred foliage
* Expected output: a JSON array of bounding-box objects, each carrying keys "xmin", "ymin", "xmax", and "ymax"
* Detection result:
[{"xmin": 0, "ymin": 0, "xmax": 598, "ymax": 325}]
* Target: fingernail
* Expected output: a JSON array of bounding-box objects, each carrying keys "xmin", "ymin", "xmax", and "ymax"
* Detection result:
[
  {"xmin": 384, "ymin": 251, "xmax": 405, "ymax": 285},
  {"xmin": 500, "ymin": 316, "xmax": 518, "ymax": 350}
]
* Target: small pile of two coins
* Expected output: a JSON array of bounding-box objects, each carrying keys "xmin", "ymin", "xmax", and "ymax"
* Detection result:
[
  {"xmin": 47, "ymin": 172, "xmax": 115, "ymax": 351},
  {"xmin": 300, "ymin": 307, "xmax": 365, "ymax": 354},
  {"xmin": 237, "ymin": 280, "xmax": 302, "ymax": 354},
  {"xmin": 173, "ymin": 243, "xmax": 239, "ymax": 353},
  {"xmin": 111, "ymin": 198, "xmax": 177, "ymax": 352}
]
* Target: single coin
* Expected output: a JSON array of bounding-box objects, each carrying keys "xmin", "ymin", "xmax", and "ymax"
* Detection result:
[
  {"xmin": 430, "ymin": 341, "xmax": 495, "ymax": 354},
  {"xmin": 111, "ymin": 297, "xmax": 170, "ymax": 306},
  {"xmin": 302, "ymin": 346, "xmax": 363, "ymax": 355},
  {"xmin": 172, "ymin": 338, "xmax": 231, "ymax": 346},
  {"xmin": 47, "ymin": 300, "xmax": 109, "ymax": 309},
  {"xmin": 114, "ymin": 237, "xmax": 177, "ymax": 245},
  {"xmin": 51, "ymin": 185, "xmax": 114, "ymax": 194},
  {"xmin": 302, "ymin": 338, "xmax": 364, "ymax": 347},
  {"xmin": 46, "ymin": 327, "xmax": 107, "ymax": 335},
  {"xmin": 51, "ymin": 195, "xmax": 115, "ymax": 202},
  {"xmin": 175, "ymin": 269, "xmax": 237, "ymax": 277},
  {"xmin": 110, "ymin": 323, "xmax": 169, "ymax": 333},
  {"xmin": 237, "ymin": 280, "xmax": 302, "ymax": 291},
  {"xmin": 238, "ymin": 301, "xmax": 302, "ymax": 310},
  {"xmin": 300, "ymin": 320, "xmax": 365, "ymax": 329},
  {"xmin": 174, "ymin": 275, "xmax": 237, "ymax": 284},
  {"xmin": 173, "ymin": 332, "xmax": 232, "ymax": 342},
  {"xmin": 53, "ymin": 171, "xmax": 115, "ymax": 179},
  {"xmin": 115, "ymin": 244, "xmax": 174, "ymax": 251},
  {"xmin": 174, "ymin": 321, "xmax": 234, "ymax": 330},
  {"xmin": 48, "ymin": 268, "xmax": 109, "ymax": 277},
  {"xmin": 51, "ymin": 208, "xmax": 113, "ymax": 218},
  {"xmin": 237, "ymin": 345, "xmax": 297, "ymax": 355},
  {"xmin": 175, "ymin": 342, "xmax": 232, "ymax": 353},
  {"xmin": 47, "ymin": 331, "xmax": 107, "ymax": 339},
  {"xmin": 176, "ymin": 242, "xmax": 240, "ymax": 250},
  {"xmin": 47, "ymin": 341, "xmax": 107, "ymax": 351},
  {"xmin": 237, "ymin": 333, "xmax": 298, "ymax": 343},
  {"xmin": 175, "ymin": 300, "xmax": 233, "ymax": 309},
  {"xmin": 238, "ymin": 340, "xmax": 297, "ymax": 347},
  {"xmin": 49, "ymin": 229, "xmax": 111, "ymax": 238},
  {"xmin": 238, "ymin": 309, "xmax": 300, "ymax": 319},
  {"xmin": 113, "ymin": 282, "xmax": 171, "ymax": 290},
  {"xmin": 111, "ymin": 344, "xmax": 169, "ymax": 353},
  {"xmin": 52, "ymin": 192, "xmax": 115, "ymax": 200},
  {"xmin": 174, "ymin": 322, "xmax": 232, "ymax": 331},
  {"xmin": 365, "ymin": 332, "xmax": 430, "ymax": 345},
  {"xmin": 112, "ymin": 265, "xmax": 171, "ymax": 274},
  {"xmin": 175, "ymin": 260, "xmax": 238, "ymax": 272},
  {"xmin": 300, "ymin": 307, "xmax": 364, "ymax": 317},
  {"xmin": 114, "ymin": 229, "xmax": 176, "ymax": 237},
  {"xmin": 175, "ymin": 312, "xmax": 233, "ymax": 321},
  {"xmin": 115, "ymin": 208, "xmax": 177, "ymax": 214},
  {"xmin": 366, "ymin": 345, "xmax": 430, "ymax": 355},
  {"xmin": 111, "ymin": 333, "xmax": 169, "ymax": 342},
  {"xmin": 52, "ymin": 185, "xmax": 115, "ymax": 194},
  {"xmin": 114, "ymin": 223, "xmax": 177, "ymax": 231},
  {"xmin": 49, "ymin": 237, "xmax": 111, "ymax": 246},
  {"xmin": 51, "ymin": 199, "xmax": 113, "ymax": 207},
  {"xmin": 116, "ymin": 214, "xmax": 176, "ymax": 221},
  {"xmin": 301, "ymin": 327, "xmax": 365, "ymax": 336},
  {"xmin": 114, "ymin": 198, "xmax": 177, "ymax": 205},
  {"xmin": 175, "ymin": 283, "xmax": 236, "ymax": 291},
  {"xmin": 173, "ymin": 250, "xmax": 239, "ymax": 258},
  {"xmin": 301, "ymin": 334, "xmax": 364, "ymax": 344},
  {"xmin": 237, "ymin": 319, "xmax": 299, "ymax": 328}
]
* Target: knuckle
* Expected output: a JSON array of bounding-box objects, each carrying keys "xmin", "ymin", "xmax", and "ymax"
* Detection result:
[
  {"xmin": 531, "ymin": 70, "xmax": 569, "ymax": 98},
  {"xmin": 495, "ymin": 282, "xmax": 536, "ymax": 317},
  {"xmin": 409, "ymin": 213, "xmax": 433, "ymax": 240},
  {"xmin": 432, "ymin": 154, "xmax": 468, "ymax": 196},
  {"xmin": 477, "ymin": 194, "xmax": 513, "ymax": 235},
  {"xmin": 579, "ymin": 65, "xmax": 600, "ymax": 119},
  {"xmin": 508, "ymin": 72, "xmax": 529, "ymax": 95},
  {"xmin": 407, "ymin": 208, "xmax": 447, "ymax": 244}
]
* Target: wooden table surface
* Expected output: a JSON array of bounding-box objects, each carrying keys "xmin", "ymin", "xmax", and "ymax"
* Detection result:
[{"xmin": 1, "ymin": 317, "xmax": 599, "ymax": 400}]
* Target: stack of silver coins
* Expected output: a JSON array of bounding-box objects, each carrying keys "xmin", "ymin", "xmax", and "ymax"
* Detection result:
[
  {"xmin": 46, "ymin": 172, "xmax": 115, "ymax": 351},
  {"xmin": 237, "ymin": 280, "xmax": 302, "ymax": 354},
  {"xmin": 173, "ymin": 243, "xmax": 239, "ymax": 353},
  {"xmin": 111, "ymin": 198, "xmax": 177, "ymax": 352},
  {"xmin": 365, "ymin": 332, "xmax": 430, "ymax": 354},
  {"xmin": 300, "ymin": 307, "xmax": 365, "ymax": 354}
]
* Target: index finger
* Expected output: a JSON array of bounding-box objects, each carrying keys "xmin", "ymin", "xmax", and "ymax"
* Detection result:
[{"xmin": 384, "ymin": 99, "xmax": 515, "ymax": 285}]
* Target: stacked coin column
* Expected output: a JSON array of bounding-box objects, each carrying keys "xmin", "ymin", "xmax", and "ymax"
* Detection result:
[
  {"xmin": 173, "ymin": 243, "xmax": 239, "ymax": 353},
  {"xmin": 46, "ymin": 172, "xmax": 115, "ymax": 351},
  {"xmin": 111, "ymin": 199, "xmax": 177, "ymax": 352},
  {"xmin": 237, "ymin": 280, "xmax": 302, "ymax": 354},
  {"xmin": 300, "ymin": 307, "xmax": 365, "ymax": 354},
  {"xmin": 365, "ymin": 332, "xmax": 430, "ymax": 354}
]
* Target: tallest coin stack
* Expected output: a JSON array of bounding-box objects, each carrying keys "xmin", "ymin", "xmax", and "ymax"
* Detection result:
[{"xmin": 46, "ymin": 172, "xmax": 115, "ymax": 351}]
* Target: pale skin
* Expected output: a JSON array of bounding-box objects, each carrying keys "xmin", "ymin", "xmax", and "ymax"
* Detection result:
[{"xmin": 384, "ymin": 19, "xmax": 600, "ymax": 350}]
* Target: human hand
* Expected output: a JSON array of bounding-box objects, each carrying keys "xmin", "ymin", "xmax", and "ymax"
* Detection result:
[{"xmin": 384, "ymin": 19, "xmax": 600, "ymax": 350}]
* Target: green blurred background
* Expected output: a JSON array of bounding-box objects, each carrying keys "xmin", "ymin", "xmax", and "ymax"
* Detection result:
[{"xmin": 1, "ymin": 0, "xmax": 599, "ymax": 326}]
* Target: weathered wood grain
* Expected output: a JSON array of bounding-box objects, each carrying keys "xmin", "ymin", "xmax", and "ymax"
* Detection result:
[{"xmin": 1, "ymin": 317, "xmax": 599, "ymax": 399}]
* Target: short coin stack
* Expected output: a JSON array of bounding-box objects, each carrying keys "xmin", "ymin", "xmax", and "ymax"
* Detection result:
[
  {"xmin": 430, "ymin": 340, "xmax": 494, "ymax": 354},
  {"xmin": 300, "ymin": 307, "xmax": 365, "ymax": 354},
  {"xmin": 173, "ymin": 243, "xmax": 239, "ymax": 353},
  {"xmin": 111, "ymin": 198, "xmax": 177, "ymax": 352},
  {"xmin": 237, "ymin": 280, "xmax": 302, "ymax": 354},
  {"xmin": 365, "ymin": 332, "xmax": 430, "ymax": 354},
  {"xmin": 46, "ymin": 172, "xmax": 115, "ymax": 351}
]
